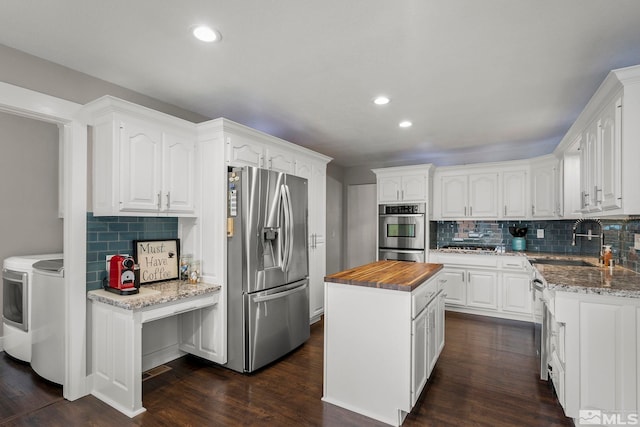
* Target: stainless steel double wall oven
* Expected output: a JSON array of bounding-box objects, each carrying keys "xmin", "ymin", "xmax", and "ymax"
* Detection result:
[{"xmin": 378, "ymin": 203, "xmax": 426, "ymax": 262}]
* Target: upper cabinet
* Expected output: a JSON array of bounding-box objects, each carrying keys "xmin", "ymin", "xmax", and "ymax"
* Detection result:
[
  {"xmin": 83, "ymin": 96, "xmax": 197, "ymax": 217},
  {"xmin": 531, "ymin": 156, "xmax": 561, "ymax": 219},
  {"xmin": 438, "ymin": 172, "xmax": 499, "ymax": 219},
  {"xmin": 372, "ymin": 165, "xmax": 433, "ymax": 204},
  {"xmin": 226, "ymin": 132, "xmax": 294, "ymax": 173},
  {"xmin": 502, "ymin": 169, "xmax": 528, "ymax": 218},
  {"xmin": 555, "ymin": 64, "xmax": 640, "ymax": 217}
]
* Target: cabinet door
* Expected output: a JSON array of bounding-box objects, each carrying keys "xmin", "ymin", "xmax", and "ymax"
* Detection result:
[
  {"xmin": 502, "ymin": 170, "xmax": 528, "ymax": 218},
  {"xmin": 580, "ymin": 123, "xmax": 599, "ymax": 212},
  {"xmin": 411, "ymin": 307, "xmax": 429, "ymax": 407},
  {"xmin": 599, "ymin": 97, "xmax": 622, "ymax": 211},
  {"xmin": 378, "ymin": 176, "xmax": 402, "ymax": 202},
  {"xmin": 440, "ymin": 175, "xmax": 467, "ymax": 218},
  {"xmin": 163, "ymin": 133, "xmax": 195, "ymax": 213},
  {"xmin": 437, "ymin": 291, "xmax": 446, "ymax": 357},
  {"xmin": 466, "ymin": 270, "xmax": 498, "ymax": 309},
  {"xmin": 226, "ymin": 136, "xmax": 264, "ymax": 168},
  {"xmin": 427, "ymin": 300, "xmax": 438, "ymax": 374},
  {"xmin": 119, "ymin": 119, "xmax": 163, "ymax": 212},
  {"xmin": 265, "ymin": 146, "xmax": 294, "ymax": 173},
  {"xmin": 308, "ymin": 162, "xmax": 327, "ymax": 321},
  {"xmin": 531, "ymin": 161, "xmax": 556, "ymax": 217},
  {"xmin": 501, "ymin": 273, "xmax": 533, "ymax": 314},
  {"xmin": 442, "ymin": 268, "xmax": 466, "ymax": 306},
  {"xmin": 178, "ymin": 303, "xmax": 225, "ymax": 364},
  {"xmin": 401, "ymin": 173, "xmax": 427, "ymax": 201},
  {"xmin": 468, "ymin": 173, "xmax": 499, "ymax": 218}
]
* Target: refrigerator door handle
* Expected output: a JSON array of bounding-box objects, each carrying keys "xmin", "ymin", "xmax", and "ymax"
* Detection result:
[
  {"xmin": 252, "ymin": 281, "xmax": 308, "ymax": 303},
  {"xmin": 280, "ymin": 184, "xmax": 292, "ymax": 272}
]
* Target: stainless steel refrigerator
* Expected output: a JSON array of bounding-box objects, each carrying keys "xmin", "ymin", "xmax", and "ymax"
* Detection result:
[{"xmin": 225, "ymin": 166, "xmax": 310, "ymax": 373}]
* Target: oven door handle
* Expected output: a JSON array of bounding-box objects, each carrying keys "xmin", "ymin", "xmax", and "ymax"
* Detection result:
[
  {"xmin": 380, "ymin": 249, "xmax": 425, "ymax": 254},
  {"xmin": 379, "ymin": 214, "xmax": 424, "ymax": 218}
]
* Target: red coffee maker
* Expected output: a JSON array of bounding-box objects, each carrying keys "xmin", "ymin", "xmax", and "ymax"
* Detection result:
[{"xmin": 106, "ymin": 255, "xmax": 139, "ymax": 295}]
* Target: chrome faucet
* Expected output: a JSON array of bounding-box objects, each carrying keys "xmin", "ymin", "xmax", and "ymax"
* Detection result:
[{"xmin": 571, "ymin": 218, "xmax": 603, "ymax": 248}]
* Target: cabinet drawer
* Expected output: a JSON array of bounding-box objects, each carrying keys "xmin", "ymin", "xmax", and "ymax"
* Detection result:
[
  {"xmin": 140, "ymin": 293, "xmax": 219, "ymax": 324},
  {"xmin": 437, "ymin": 254, "xmax": 499, "ymax": 268},
  {"xmin": 412, "ymin": 277, "xmax": 438, "ymax": 318},
  {"xmin": 499, "ymin": 257, "xmax": 529, "ymax": 270}
]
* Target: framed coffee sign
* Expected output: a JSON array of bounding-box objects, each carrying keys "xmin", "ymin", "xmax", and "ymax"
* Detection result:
[{"xmin": 133, "ymin": 239, "xmax": 180, "ymax": 284}]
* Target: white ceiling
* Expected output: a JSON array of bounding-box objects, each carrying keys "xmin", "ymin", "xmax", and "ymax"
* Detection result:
[{"xmin": 2, "ymin": 1, "xmax": 640, "ymax": 167}]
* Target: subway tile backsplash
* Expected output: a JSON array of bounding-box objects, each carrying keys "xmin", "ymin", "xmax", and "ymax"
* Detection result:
[
  {"xmin": 86, "ymin": 212, "xmax": 178, "ymax": 291},
  {"xmin": 432, "ymin": 218, "xmax": 640, "ymax": 273}
]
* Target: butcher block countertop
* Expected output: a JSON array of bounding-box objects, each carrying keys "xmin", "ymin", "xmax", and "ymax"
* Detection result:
[{"xmin": 324, "ymin": 260, "xmax": 443, "ymax": 292}]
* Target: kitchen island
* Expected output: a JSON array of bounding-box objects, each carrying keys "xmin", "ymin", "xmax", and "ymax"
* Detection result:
[
  {"xmin": 323, "ymin": 260, "xmax": 444, "ymax": 426},
  {"xmin": 87, "ymin": 281, "xmax": 220, "ymax": 417}
]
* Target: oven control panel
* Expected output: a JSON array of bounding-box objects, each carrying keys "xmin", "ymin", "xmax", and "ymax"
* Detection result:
[{"xmin": 380, "ymin": 204, "xmax": 425, "ymax": 215}]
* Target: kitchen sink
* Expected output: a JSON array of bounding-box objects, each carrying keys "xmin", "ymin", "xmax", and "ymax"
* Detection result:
[{"xmin": 529, "ymin": 258, "xmax": 596, "ymax": 267}]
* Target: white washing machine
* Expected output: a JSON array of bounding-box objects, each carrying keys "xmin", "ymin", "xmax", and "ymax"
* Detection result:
[
  {"xmin": 2, "ymin": 253, "xmax": 63, "ymax": 362},
  {"xmin": 31, "ymin": 258, "xmax": 64, "ymax": 384}
]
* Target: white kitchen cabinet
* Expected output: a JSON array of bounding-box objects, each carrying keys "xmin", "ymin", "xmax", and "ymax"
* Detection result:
[
  {"xmin": 466, "ymin": 270, "xmax": 498, "ymax": 310},
  {"xmin": 372, "ymin": 165, "xmax": 433, "ymax": 203},
  {"xmin": 531, "ymin": 156, "xmax": 558, "ymax": 218},
  {"xmin": 411, "ymin": 303, "xmax": 429, "ymax": 407},
  {"xmin": 84, "ymin": 96, "xmax": 197, "ymax": 216},
  {"xmin": 546, "ymin": 290, "xmax": 640, "ymax": 422},
  {"xmin": 307, "ymin": 160, "xmax": 327, "ymax": 322},
  {"xmin": 554, "ymin": 65, "xmax": 640, "ymax": 217},
  {"xmin": 439, "ymin": 172, "xmax": 499, "ymax": 219},
  {"xmin": 441, "ymin": 267, "xmax": 466, "ymax": 306},
  {"xmin": 501, "ymin": 272, "xmax": 533, "ymax": 315},
  {"xmin": 226, "ymin": 132, "xmax": 295, "ymax": 173},
  {"xmin": 430, "ymin": 252, "xmax": 533, "ymax": 322},
  {"xmin": 178, "ymin": 301, "xmax": 224, "ymax": 364},
  {"xmin": 502, "ymin": 169, "xmax": 528, "ymax": 218},
  {"xmin": 598, "ymin": 96, "xmax": 622, "ymax": 211}
]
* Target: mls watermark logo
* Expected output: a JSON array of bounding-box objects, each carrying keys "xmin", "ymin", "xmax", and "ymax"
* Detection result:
[{"xmin": 579, "ymin": 409, "xmax": 640, "ymax": 425}]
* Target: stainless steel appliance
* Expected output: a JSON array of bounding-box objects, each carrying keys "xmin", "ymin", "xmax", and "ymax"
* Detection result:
[
  {"xmin": 226, "ymin": 166, "xmax": 310, "ymax": 373},
  {"xmin": 378, "ymin": 203, "xmax": 426, "ymax": 262}
]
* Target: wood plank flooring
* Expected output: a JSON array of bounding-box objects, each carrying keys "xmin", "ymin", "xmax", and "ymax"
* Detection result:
[{"xmin": 0, "ymin": 312, "xmax": 572, "ymax": 426}]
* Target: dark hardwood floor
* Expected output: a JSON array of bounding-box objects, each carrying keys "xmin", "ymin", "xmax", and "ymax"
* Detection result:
[{"xmin": 0, "ymin": 312, "xmax": 572, "ymax": 426}]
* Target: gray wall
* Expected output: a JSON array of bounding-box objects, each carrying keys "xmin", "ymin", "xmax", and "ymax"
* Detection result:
[{"xmin": 0, "ymin": 112, "xmax": 62, "ymax": 259}]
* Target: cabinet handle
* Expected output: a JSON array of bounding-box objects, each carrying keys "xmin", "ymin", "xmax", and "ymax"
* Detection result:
[
  {"xmin": 166, "ymin": 192, "xmax": 171, "ymax": 209},
  {"xmin": 401, "ymin": 190, "xmax": 404, "ymax": 200},
  {"xmin": 157, "ymin": 192, "xmax": 162, "ymax": 211},
  {"xmin": 464, "ymin": 206, "xmax": 467, "ymax": 216},
  {"xmin": 594, "ymin": 186, "xmax": 602, "ymax": 204},
  {"xmin": 469, "ymin": 206, "xmax": 472, "ymax": 216},
  {"xmin": 467, "ymin": 272, "xmax": 470, "ymax": 282},
  {"xmin": 461, "ymin": 272, "xmax": 465, "ymax": 282},
  {"xmin": 269, "ymin": 158, "xmax": 273, "ymax": 169},
  {"xmin": 397, "ymin": 190, "xmax": 400, "ymax": 200},
  {"xmin": 532, "ymin": 204, "xmax": 535, "ymax": 215},
  {"xmin": 504, "ymin": 205, "xmax": 507, "ymax": 216}
]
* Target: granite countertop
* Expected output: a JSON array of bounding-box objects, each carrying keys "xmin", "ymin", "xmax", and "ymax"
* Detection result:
[
  {"xmin": 87, "ymin": 280, "xmax": 221, "ymax": 310},
  {"xmin": 535, "ymin": 263, "xmax": 640, "ymax": 298},
  {"xmin": 325, "ymin": 260, "xmax": 443, "ymax": 292}
]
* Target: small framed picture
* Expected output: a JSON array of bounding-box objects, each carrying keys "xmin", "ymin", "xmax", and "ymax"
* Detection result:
[{"xmin": 133, "ymin": 239, "xmax": 180, "ymax": 284}]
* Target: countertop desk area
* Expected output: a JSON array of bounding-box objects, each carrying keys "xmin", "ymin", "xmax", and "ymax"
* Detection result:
[
  {"xmin": 87, "ymin": 281, "xmax": 220, "ymax": 417},
  {"xmin": 323, "ymin": 261, "xmax": 445, "ymax": 426}
]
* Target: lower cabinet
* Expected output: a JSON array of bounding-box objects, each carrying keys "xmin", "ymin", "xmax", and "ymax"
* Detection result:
[
  {"xmin": 548, "ymin": 291, "xmax": 639, "ymax": 421},
  {"xmin": 466, "ymin": 270, "xmax": 498, "ymax": 310},
  {"xmin": 324, "ymin": 273, "xmax": 445, "ymax": 426},
  {"xmin": 432, "ymin": 253, "xmax": 534, "ymax": 322},
  {"xmin": 178, "ymin": 301, "xmax": 225, "ymax": 364}
]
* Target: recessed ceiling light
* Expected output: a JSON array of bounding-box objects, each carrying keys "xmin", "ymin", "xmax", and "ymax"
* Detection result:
[
  {"xmin": 399, "ymin": 120, "xmax": 412, "ymax": 128},
  {"xmin": 193, "ymin": 25, "xmax": 221, "ymax": 43},
  {"xmin": 373, "ymin": 96, "xmax": 390, "ymax": 105}
]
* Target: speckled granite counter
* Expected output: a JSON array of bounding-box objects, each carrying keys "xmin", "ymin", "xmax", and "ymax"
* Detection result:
[
  {"xmin": 325, "ymin": 260, "xmax": 443, "ymax": 291},
  {"xmin": 87, "ymin": 280, "xmax": 221, "ymax": 310},
  {"xmin": 535, "ymin": 263, "xmax": 640, "ymax": 298}
]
